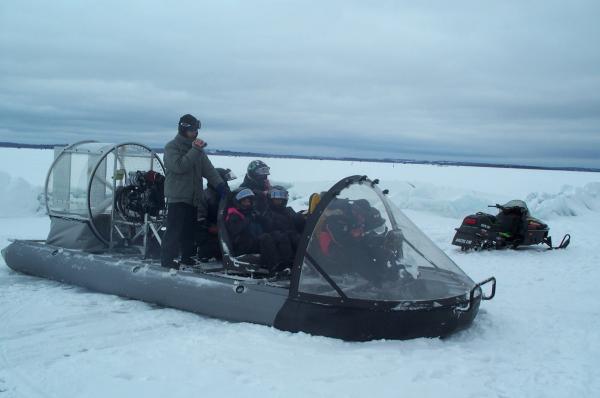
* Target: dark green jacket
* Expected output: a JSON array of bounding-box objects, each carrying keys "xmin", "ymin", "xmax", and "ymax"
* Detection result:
[{"xmin": 163, "ymin": 134, "xmax": 223, "ymax": 207}]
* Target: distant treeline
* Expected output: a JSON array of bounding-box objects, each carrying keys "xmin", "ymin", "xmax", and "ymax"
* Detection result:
[
  {"xmin": 0, "ymin": 142, "xmax": 62, "ymax": 149},
  {"xmin": 1, "ymin": 141, "xmax": 598, "ymax": 173}
]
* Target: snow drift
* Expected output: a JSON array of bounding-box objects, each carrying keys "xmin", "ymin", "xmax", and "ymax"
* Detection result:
[
  {"xmin": 527, "ymin": 182, "xmax": 600, "ymax": 218},
  {"xmin": 0, "ymin": 171, "xmax": 43, "ymax": 217},
  {"xmin": 288, "ymin": 179, "xmax": 600, "ymax": 221}
]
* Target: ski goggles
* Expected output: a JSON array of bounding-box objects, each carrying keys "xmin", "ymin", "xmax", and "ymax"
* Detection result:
[
  {"xmin": 253, "ymin": 166, "xmax": 270, "ymax": 176},
  {"xmin": 179, "ymin": 121, "xmax": 200, "ymax": 132},
  {"xmin": 235, "ymin": 188, "xmax": 255, "ymax": 202},
  {"xmin": 269, "ymin": 189, "xmax": 288, "ymax": 200}
]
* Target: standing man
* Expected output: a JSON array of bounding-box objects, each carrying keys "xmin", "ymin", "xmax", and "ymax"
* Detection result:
[{"xmin": 161, "ymin": 114, "xmax": 225, "ymax": 269}]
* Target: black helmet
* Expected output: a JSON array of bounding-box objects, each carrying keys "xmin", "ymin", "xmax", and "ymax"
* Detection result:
[
  {"xmin": 268, "ymin": 185, "xmax": 289, "ymax": 208},
  {"xmin": 247, "ymin": 160, "xmax": 270, "ymax": 181},
  {"xmin": 324, "ymin": 199, "xmax": 374, "ymax": 241},
  {"xmin": 178, "ymin": 114, "xmax": 201, "ymax": 136},
  {"xmin": 216, "ymin": 168, "xmax": 237, "ymax": 182},
  {"xmin": 351, "ymin": 199, "xmax": 386, "ymax": 231}
]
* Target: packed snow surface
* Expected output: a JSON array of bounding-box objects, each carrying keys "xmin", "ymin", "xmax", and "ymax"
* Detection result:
[{"xmin": 1, "ymin": 148, "xmax": 599, "ymax": 397}]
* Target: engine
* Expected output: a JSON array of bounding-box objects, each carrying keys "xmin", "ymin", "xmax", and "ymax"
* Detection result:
[{"xmin": 114, "ymin": 170, "xmax": 165, "ymax": 222}]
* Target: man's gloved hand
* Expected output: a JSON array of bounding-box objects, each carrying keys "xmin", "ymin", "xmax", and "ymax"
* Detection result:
[
  {"xmin": 216, "ymin": 182, "xmax": 230, "ymax": 199},
  {"xmin": 192, "ymin": 139, "xmax": 207, "ymax": 149}
]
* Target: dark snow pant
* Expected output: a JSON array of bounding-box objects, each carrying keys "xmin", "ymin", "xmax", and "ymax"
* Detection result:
[
  {"xmin": 161, "ymin": 202, "xmax": 197, "ymax": 267},
  {"xmin": 271, "ymin": 231, "xmax": 295, "ymax": 266},
  {"xmin": 196, "ymin": 224, "xmax": 221, "ymax": 260},
  {"xmin": 256, "ymin": 234, "xmax": 278, "ymax": 270},
  {"xmin": 234, "ymin": 233, "xmax": 294, "ymax": 271},
  {"xmin": 233, "ymin": 230, "xmax": 294, "ymax": 271},
  {"xmin": 282, "ymin": 230, "xmax": 300, "ymax": 252}
]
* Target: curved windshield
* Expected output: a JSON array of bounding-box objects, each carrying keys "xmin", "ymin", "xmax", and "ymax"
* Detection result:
[{"xmin": 298, "ymin": 182, "xmax": 475, "ymax": 301}]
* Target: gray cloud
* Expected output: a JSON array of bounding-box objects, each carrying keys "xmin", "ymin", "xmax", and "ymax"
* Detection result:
[{"xmin": 1, "ymin": 0, "xmax": 599, "ymax": 167}]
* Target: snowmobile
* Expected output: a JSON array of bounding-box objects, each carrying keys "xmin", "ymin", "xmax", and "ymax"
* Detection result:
[
  {"xmin": 452, "ymin": 200, "xmax": 570, "ymax": 251},
  {"xmin": 2, "ymin": 141, "xmax": 496, "ymax": 341}
]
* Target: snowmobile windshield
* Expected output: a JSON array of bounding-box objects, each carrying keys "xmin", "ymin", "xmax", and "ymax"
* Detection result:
[
  {"xmin": 501, "ymin": 200, "xmax": 529, "ymax": 212},
  {"xmin": 298, "ymin": 181, "xmax": 475, "ymax": 302}
]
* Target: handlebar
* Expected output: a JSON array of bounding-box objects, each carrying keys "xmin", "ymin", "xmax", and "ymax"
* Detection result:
[{"xmin": 458, "ymin": 277, "xmax": 497, "ymax": 312}]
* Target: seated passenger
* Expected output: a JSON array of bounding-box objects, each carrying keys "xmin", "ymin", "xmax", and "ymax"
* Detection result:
[
  {"xmin": 312, "ymin": 199, "xmax": 398, "ymax": 286},
  {"xmin": 264, "ymin": 186, "xmax": 306, "ymax": 250},
  {"xmin": 196, "ymin": 168, "xmax": 237, "ymax": 261},
  {"xmin": 226, "ymin": 188, "xmax": 294, "ymax": 272},
  {"xmin": 240, "ymin": 160, "xmax": 271, "ymax": 214}
]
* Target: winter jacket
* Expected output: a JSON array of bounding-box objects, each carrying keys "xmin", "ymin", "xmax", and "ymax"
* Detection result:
[
  {"xmin": 163, "ymin": 134, "xmax": 223, "ymax": 208},
  {"xmin": 198, "ymin": 186, "xmax": 220, "ymax": 224},
  {"xmin": 225, "ymin": 207, "xmax": 265, "ymax": 255},
  {"xmin": 264, "ymin": 206, "xmax": 305, "ymax": 234}
]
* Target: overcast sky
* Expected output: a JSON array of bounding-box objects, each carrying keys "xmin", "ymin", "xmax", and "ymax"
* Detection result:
[{"xmin": 1, "ymin": 1, "xmax": 599, "ymax": 167}]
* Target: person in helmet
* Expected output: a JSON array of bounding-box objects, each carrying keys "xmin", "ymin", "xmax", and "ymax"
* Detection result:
[
  {"xmin": 264, "ymin": 186, "xmax": 306, "ymax": 251},
  {"xmin": 312, "ymin": 199, "xmax": 398, "ymax": 286},
  {"xmin": 225, "ymin": 188, "xmax": 294, "ymax": 272},
  {"xmin": 196, "ymin": 168, "xmax": 237, "ymax": 262},
  {"xmin": 239, "ymin": 160, "xmax": 271, "ymax": 214},
  {"xmin": 161, "ymin": 114, "xmax": 226, "ymax": 270}
]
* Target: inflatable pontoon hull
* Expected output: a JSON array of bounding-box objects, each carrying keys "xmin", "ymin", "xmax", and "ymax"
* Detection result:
[
  {"xmin": 3, "ymin": 240, "xmax": 483, "ymax": 341},
  {"xmin": 2, "ymin": 240, "xmax": 287, "ymax": 326}
]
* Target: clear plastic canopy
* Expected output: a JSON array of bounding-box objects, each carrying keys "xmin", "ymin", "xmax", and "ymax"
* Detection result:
[
  {"xmin": 45, "ymin": 141, "xmax": 164, "ymax": 244},
  {"xmin": 298, "ymin": 181, "xmax": 475, "ymax": 302}
]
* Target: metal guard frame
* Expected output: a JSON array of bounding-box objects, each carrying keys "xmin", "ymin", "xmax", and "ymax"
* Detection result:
[
  {"xmin": 85, "ymin": 142, "xmax": 165, "ymax": 248},
  {"xmin": 44, "ymin": 141, "xmax": 165, "ymax": 251}
]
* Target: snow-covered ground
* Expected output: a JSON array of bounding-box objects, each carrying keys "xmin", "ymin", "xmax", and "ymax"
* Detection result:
[{"xmin": 1, "ymin": 148, "xmax": 599, "ymax": 397}]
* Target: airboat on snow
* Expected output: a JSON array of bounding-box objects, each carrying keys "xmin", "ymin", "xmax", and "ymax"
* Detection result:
[{"xmin": 2, "ymin": 141, "xmax": 496, "ymax": 341}]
